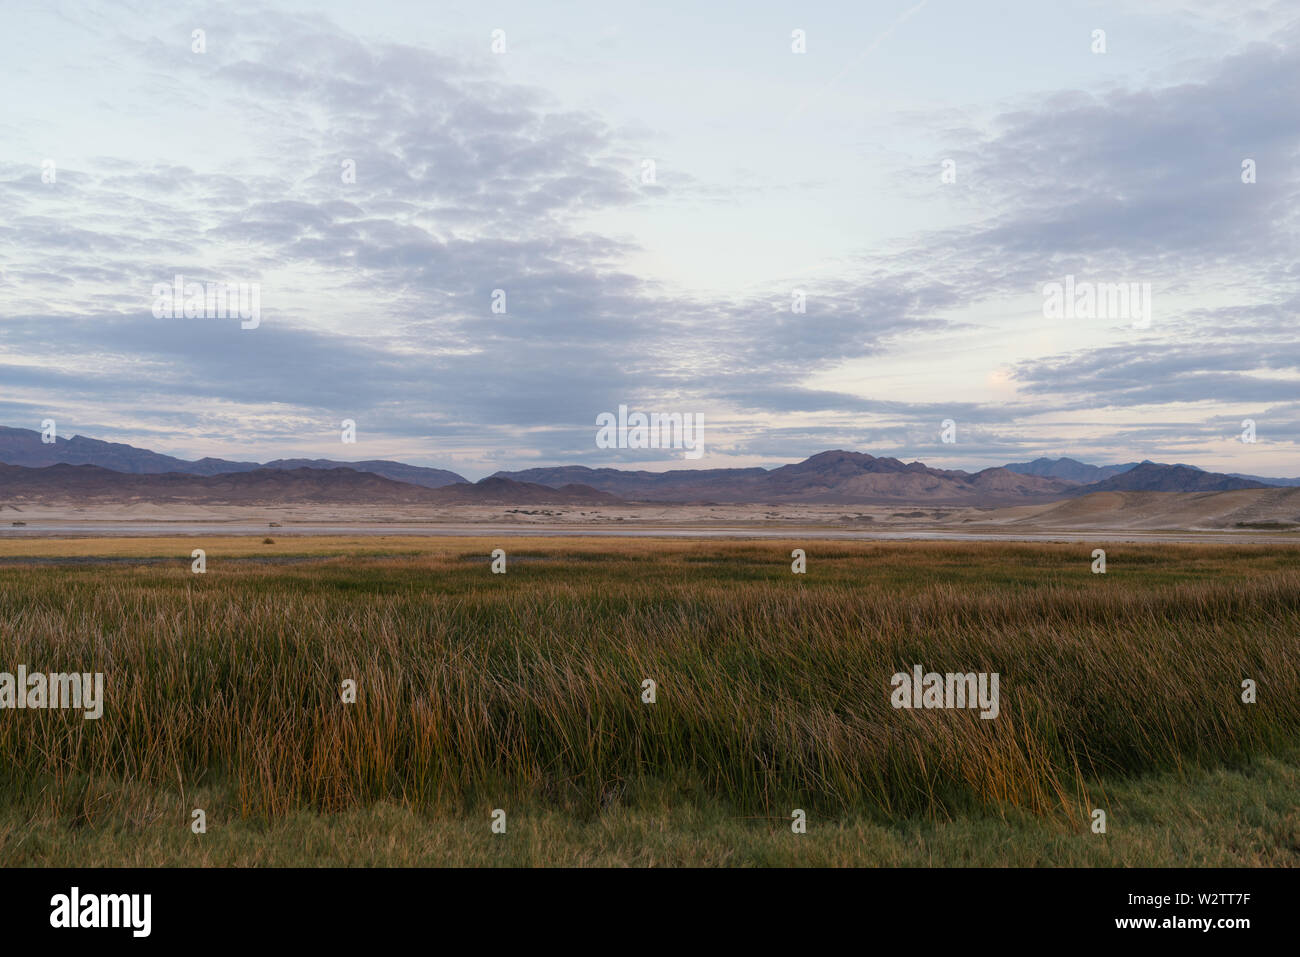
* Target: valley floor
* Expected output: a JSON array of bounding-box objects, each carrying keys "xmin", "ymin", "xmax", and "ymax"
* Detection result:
[{"xmin": 3, "ymin": 487, "xmax": 1300, "ymax": 541}]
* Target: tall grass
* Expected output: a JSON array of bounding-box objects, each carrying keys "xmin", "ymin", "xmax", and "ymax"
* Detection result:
[{"xmin": 1, "ymin": 540, "xmax": 1296, "ymax": 823}]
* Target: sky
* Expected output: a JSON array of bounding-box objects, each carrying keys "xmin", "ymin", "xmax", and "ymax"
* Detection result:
[{"xmin": 1, "ymin": 0, "xmax": 1297, "ymax": 479}]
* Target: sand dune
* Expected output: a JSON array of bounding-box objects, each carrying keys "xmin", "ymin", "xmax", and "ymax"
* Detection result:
[{"xmin": 1005, "ymin": 488, "xmax": 1300, "ymax": 530}]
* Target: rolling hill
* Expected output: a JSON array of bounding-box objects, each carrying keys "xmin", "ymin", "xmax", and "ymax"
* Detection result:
[
  {"xmin": 0, "ymin": 463, "xmax": 616, "ymax": 506},
  {"xmin": 1009, "ymin": 486, "xmax": 1300, "ymax": 531}
]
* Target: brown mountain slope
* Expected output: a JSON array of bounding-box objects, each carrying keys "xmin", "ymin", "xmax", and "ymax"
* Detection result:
[
  {"xmin": 1063, "ymin": 462, "xmax": 1268, "ymax": 494},
  {"xmin": 1009, "ymin": 487, "xmax": 1300, "ymax": 530},
  {"xmin": 0, "ymin": 464, "xmax": 619, "ymax": 506},
  {"xmin": 497, "ymin": 451, "xmax": 1072, "ymax": 504},
  {"xmin": 0, "ymin": 426, "xmax": 467, "ymax": 486}
]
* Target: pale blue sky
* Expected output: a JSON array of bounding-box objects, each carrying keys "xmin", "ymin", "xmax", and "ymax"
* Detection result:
[{"xmin": 1, "ymin": 0, "xmax": 1296, "ymax": 478}]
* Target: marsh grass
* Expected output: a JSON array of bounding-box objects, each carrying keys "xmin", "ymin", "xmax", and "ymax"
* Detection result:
[{"xmin": 0, "ymin": 539, "xmax": 1296, "ymax": 833}]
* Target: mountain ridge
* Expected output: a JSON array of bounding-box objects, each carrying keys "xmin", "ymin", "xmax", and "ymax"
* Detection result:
[
  {"xmin": 1, "ymin": 426, "xmax": 1295, "ymax": 504},
  {"xmin": 0, "ymin": 426, "xmax": 467, "ymax": 488},
  {"xmin": 1063, "ymin": 462, "xmax": 1268, "ymax": 494},
  {"xmin": 0, "ymin": 462, "xmax": 616, "ymax": 506}
]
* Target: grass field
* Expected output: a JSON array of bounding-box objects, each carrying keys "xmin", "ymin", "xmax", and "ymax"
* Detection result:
[{"xmin": 1, "ymin": 537, "xmax": 1297, "ymax": 866}]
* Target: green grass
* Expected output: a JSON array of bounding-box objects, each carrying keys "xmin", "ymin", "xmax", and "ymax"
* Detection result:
[
  {"xmin": 4, "ymin": 755, "xmax": 1297, "ymax": 866},
  {"xmin": 1, "ymin": 538, "xmax": 1297, "ymax": 866}
]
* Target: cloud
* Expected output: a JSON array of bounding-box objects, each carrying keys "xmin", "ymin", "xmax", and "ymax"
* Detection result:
[{"xmin": 0, "ymin": 3, "xmax": 1297, "ymax": 474}]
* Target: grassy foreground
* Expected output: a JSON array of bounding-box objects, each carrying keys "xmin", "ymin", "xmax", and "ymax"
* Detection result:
[{"xmin": 1, "ymin": 537, "xmax": 1297, "ymax": 866}]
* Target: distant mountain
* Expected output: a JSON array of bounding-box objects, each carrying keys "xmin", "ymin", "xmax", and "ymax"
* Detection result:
[
  {"xmin": 0, "ymin": 426, "xmax": 226, "ymax": 473},
  {"xmin": 497, "ymin": 450, "xmax": 1073, "ymax": 504},
  {"xmin": 2, "ymin": 425, "xmax": 1294, "ymax": 505},
  {"xmin": 260, "ymin": 458, "xmax": 465, "ymax": 489},
  {"xmin": 498, "ymin": 452, "xmax": 1284, "ymax": 503},
  {"xmin": 755, "ymin": 452, "xmax": 1072, "ymax": 503},
  {"xmin": 0, "ymin": 426, "xmax": 466, "ymax": 487},
  {"xmin": 1004, "ymin": 457, "xmax": 1138, "ymax": 484},
  {"xmin": 0, "ymin": 463, "xmax": 617, "ymax": 506},
  {"xmin": 1067, "ymin": 462, "xmax": 1269, "ymax": 494},
  {"xmin": 493, "ymin": 463, "xmax": 772, "ymax": 502},
  {"xmin": 0, "ymin": 463, "xmax": 442, "ymax": 504},
  {"xmin": 1223, "ymin": 471, "xmax": 1300, "ymax": 488},
  {"xmin": 1006, "ymin": 456, "xmax": 1300, "ymax": 489}
]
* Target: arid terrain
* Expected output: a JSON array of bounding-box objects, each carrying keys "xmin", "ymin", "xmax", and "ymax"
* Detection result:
[
  {"xmin": 3, "ymin": 486, "xmax": 1299, "ymax": 544},
  {"xmin": 4, "ymin": 428, "xmax": 1298, "ymax": 542}
]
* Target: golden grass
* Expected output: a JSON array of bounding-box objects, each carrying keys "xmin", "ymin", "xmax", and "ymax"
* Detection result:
[{"xmin": 1, "ymin": 538, "xmax": 1296, "ymax": 833}]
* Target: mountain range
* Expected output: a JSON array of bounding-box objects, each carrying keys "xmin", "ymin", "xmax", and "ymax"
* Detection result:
[
  {"xmin": 491, "ymin": 451, "xmax": 1076, "ymax": 504},
  {"xmin": 1004, "ymin": 455, "xmax": 1300, "ymax": 488},
  {"xmin": 1003, "ymin": 457, "xmax": 1138, "ymax": 484},
  {"xmin": 1062, "ymin": 462, "xmax": 1267, "ymax": 495},
  {"xmin": 490, "ymin": 451, "xmax": 1274, "ymax": 503},
  {"xmin": 0, "ymin": 426, "xmax": 466, "ymax": 488},
  {"xmin": 0, "ymin": 462, "xmax": 616, "ymax": 506},
  {"xmin": 0, "ymin": 426, "xmax": 1294, "ymax": 506}
]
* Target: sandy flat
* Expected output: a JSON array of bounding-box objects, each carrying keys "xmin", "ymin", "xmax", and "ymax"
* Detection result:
[{"xmin": 1, "ymin": 490, "xmax": 1298, "ymax": 544}]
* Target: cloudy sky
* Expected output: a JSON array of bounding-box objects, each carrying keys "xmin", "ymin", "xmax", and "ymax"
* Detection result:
[{"xmin": 2, "ymin": 0, "xmax": 1297, "ymax": 478}]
